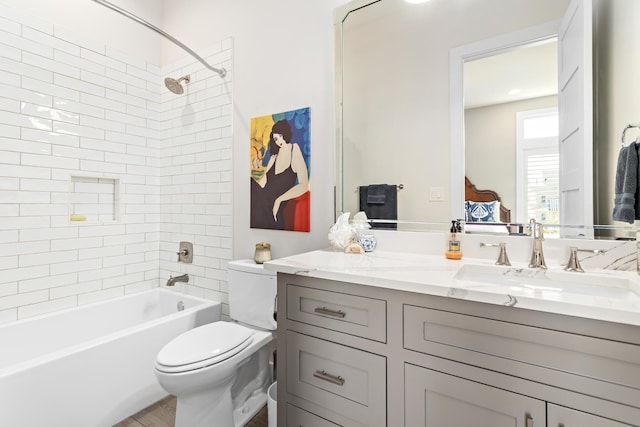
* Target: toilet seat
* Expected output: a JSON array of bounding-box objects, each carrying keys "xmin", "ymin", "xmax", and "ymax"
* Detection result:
[{"xmin": 156, "ymin": 322, "xmax": 255, "ymax": 373}]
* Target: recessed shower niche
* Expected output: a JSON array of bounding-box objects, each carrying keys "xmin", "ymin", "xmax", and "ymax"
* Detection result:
[{"xmin": 68, "ymin": 175, "xmax": 120, "ymax": 223}]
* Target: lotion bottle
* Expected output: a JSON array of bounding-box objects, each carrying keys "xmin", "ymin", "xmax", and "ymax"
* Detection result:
[{"xmin": 445, "ymin": 219, "xmax": 463, "ymax": 260}]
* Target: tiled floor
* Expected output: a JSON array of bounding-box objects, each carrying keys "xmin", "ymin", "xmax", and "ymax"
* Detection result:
[{"xmin": 113, "ymin": 395, "xmax": 269, "ymax": 427}]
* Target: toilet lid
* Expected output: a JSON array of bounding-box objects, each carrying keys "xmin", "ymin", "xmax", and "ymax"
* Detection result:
[{"xmin": 156, "ymin": 322, "xmax": 254, "ymax": 373}]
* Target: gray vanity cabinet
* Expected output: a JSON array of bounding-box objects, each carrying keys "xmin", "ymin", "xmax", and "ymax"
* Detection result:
[
  {"xmin": 278, "ymin": 279, "xmax": 388, "ymax": 427},
  {"xmin": 405, "ymin": 365, "xmax": 632, "ymax": 427},
  {"xmin": 285, "ymin": 330, "xmax": 386, "ymax": 425},
  {"xmin": 276, "ymin": 273, "xmax": 640, "ymax": 427},
  {"xmin": 547, "ymin": 404, "xmax": 632, "ymax": 427},
  {"xmin": 286, "ymin": 403, "xmax": 341, "ymax": 426},
  {"xmin": 404, "ymin": 363, "xmax": 545, "ymax": 426}
]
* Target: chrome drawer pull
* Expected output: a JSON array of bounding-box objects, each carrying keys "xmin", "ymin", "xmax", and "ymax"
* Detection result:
[
  {"xmin": 313, "ymin": 370, "xmax": 345, "ymax": 386},
  {"xmin": 526, "ymin": 415, "xmax": 534, "ymax": 427},
  {"xmin": 314, "ymin": 306, "xmax": 346, "ymax": 318}
]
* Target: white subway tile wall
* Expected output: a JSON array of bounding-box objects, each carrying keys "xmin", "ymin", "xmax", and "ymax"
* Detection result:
[{"xmin": 0, "ymin": 5, "xmax": 233, "ymax": 323}]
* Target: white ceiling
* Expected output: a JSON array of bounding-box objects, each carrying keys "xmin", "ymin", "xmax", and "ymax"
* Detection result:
[{"xmin": 464, "ymin": 39, "xmax": 558, "ymax": 109}]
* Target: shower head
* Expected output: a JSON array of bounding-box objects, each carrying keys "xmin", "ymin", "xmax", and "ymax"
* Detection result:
[{"xmin": 164, "ymin": 75, "xmax": 191, "ymax": 94}]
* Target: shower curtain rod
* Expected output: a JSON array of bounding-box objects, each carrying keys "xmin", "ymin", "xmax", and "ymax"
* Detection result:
[{"xmin": 92, "ymin": 0, "xmax": 226, "ymax": 78}]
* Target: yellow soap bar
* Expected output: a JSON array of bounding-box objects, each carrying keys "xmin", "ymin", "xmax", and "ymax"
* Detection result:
[{"xmin": 70, "ymin": 214, "xmax": 86, "ymax": 221}]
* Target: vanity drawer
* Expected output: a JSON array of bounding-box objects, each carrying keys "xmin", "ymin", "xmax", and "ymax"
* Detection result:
[
  {"xmin": 403, "ymin": 304, "xmax": 640, "ymax": 392},
  {"xmin": 287, "ymin": 404, "xmax": 342, "ymax": 427},
  {"xmin": 286, "ymin": 284, "xmax": 386, "ymax": 342},
  {"xmin": 286, "ymin": 330, "xmax": 386, "ymax": 427}
]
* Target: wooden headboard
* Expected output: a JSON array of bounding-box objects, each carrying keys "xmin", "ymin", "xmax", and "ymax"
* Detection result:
[{"xmin": 464, "ymin": 176, "xmax": 511, "ymax": 223}]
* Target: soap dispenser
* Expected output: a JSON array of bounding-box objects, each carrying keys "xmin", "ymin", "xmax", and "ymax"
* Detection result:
[{"xmin": 445, "ymin": 220, "xmax": 463, "ymax": 260}]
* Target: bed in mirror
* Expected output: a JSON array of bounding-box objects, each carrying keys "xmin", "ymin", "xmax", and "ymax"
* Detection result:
[
  {"xmin": 465, "ymin": 177, "xmax": 511, "ymax": 223},
  {"xmin": 464, "ymin": 176, "xmax": 517, "ymax": 235}
]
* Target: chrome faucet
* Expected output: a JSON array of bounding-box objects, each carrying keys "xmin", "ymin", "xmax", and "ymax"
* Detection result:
[
  {"xmin": 528, "ymin": 219, "xmax": 547, "ymax": 269},
  {"xmin": 166, "ymin": 273, "xmax": 189, "ymax": 286}
]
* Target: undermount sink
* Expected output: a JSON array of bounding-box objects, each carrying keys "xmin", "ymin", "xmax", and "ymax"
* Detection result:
[{"xmin": 453, "ymin": 263, "xmax": 640, "ymax": 300}]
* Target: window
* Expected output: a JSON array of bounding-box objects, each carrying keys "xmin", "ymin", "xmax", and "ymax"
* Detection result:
[{"xmin": 516, "ymin": 108, "xmax": 559, "ymax": 235}]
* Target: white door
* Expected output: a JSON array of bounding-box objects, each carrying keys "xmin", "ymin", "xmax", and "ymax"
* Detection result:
[
  {"xmin": 405, "ymin": 364, "xmax": 545, "ymax": 427},
  {"xmin": 558, "ymin": 0, "xmax": 593, "ymax": 234},
  {"xmin": 547, "ymin": 404, "xmax": 632, "ymax": 427}
]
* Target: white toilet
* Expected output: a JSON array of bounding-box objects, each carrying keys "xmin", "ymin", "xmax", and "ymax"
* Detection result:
[{"xmin": 154, "ymin": 259, "xmax": 277, "ymax": 427}]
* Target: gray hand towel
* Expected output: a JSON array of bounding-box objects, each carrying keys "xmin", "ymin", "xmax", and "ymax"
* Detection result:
[
  {"xmin": 366, "ymin": 184, "xmax": 387, "ymax": 204},
  {"xmin": 612, "ymin": 142, "xmax": 638, "ymax": 223},
  {"xmin": 359, "ymin": 185, "xmax": 398, "ymax": 229}
]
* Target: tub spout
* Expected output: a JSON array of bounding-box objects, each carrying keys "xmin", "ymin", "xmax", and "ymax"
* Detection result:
[{"xmin": 166, "ymin": 274, "xmax": 189, "ymax": 286}]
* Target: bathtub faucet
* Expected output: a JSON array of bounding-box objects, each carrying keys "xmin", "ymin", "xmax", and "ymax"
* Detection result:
[{"xmin": 166, "ymin": 274, "xmax": 189, "ymax": 287}]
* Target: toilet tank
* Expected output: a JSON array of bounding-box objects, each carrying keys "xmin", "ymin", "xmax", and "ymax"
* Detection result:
[{"xmin": 228, "ymin": 259, "xmax": 277, "ymax": 330}]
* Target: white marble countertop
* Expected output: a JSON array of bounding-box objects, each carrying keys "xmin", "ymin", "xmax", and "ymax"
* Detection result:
[{"xmin": 264, "ymin": 249, "xmax": 640, "ymax": 327}]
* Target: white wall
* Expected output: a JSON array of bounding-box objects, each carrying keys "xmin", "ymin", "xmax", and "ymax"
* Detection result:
[
  {"xmin": 0, "ymin": 3, "xmax": 162, "ymax": 322},
  {"xmin": 161, "ymin": 0, "xmax": 348, "ymax": 260},
  {"xmin": 0, "ymin": 2, "xmax": 234, "ymax": 321},
  {"xmin": 2, "ymin": 0, "xmax": 349, "ymax": 261},
  {"xmin": 157, "ymin": 42, "xmax": 234, "ymax": 313},
  {"xmin": 0, "ymin": 0, "xmax": 348, "ymax": 322},
  {"xmin": 0, "ymin": 0, "xmax": 163, "ymax": 65}
]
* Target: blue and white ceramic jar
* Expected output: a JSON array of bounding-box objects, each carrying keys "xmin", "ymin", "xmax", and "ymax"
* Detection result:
[{"xmin": 358, "ymin": 233, "xmax": 377, "ymax": 252}]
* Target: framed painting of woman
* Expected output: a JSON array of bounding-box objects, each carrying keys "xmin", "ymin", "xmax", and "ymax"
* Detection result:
[{"xmin": 250, "ymin": 107, "xmax": 310, "ymax": 231}]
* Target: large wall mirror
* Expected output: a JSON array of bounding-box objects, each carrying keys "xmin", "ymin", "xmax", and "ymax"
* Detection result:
[{"xmin": 335, "ymin": 0, "xmax": 640, "ymax": 239}]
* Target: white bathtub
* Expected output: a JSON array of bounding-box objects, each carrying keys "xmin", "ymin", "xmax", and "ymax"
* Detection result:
[{"xmin": 0, "ymin": 288, "xmax": 220, "ymax": 427}]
